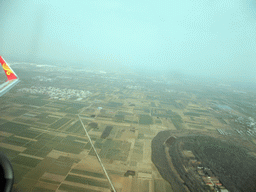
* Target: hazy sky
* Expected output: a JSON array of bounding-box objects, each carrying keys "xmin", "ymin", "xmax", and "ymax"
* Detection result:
[{"xmin": 0, "ymin": 0, "xmax": 256, "ymax": 81}]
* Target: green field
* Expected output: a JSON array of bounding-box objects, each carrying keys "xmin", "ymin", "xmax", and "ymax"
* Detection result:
[
  {"xmin": 155, "ymin": 119, "xmax": 162, "ymax": 124},
  {"xmin": 0, "ymin": 118, "xmax": 7, "ymax": 125},
  {"xmin": 3, "ymin": 135, "xmax": 29, "ymax": 146},
  {"xmin": 65, "ymin": 121, "xmax": 84, "ymax": 134},
  {"xmin": 22, "ymin": 148, "xmax": 38, "ymax": 156},
  {"xmin": 37, "ymin": 113, "xmax": 59, "ymax": 124},
  {"xmin": 53, "ymin": 136, "xmax": 86, "ymax": 154},
  {"xmin": 171, "ymin": 120, "xmax": 183, "ymax": 130},
  {"xmin": 13, "ymin": 118, "xmax": 36, "ymax": 125},
  {"xmin": 106, "ymin": 102, "xmax": 123, "ymax": 108},
  {"xmin": 12, "ymin": 155, "xmax": 42, "ymax": 168},
  {"xmin": 10, "ymin": 97, "xmax": 49, "ymax": 106},
  {"xmin": 189, "ymin": 124, "xmax": 204, "ymax": 129},
  {"xmin": 9, "ymin": 109, "xmax": 28, "ymax": 117},
  {"xmin": 168, "ymin": 112, "xmax": 184, "ymax": 130},
  {"xmin": 71, "ymin": 169, "xmax": 105, "ymax": 178},
  {"xmin": 49, "ymin": 118, "xmax": 70, "ymax": 129},
  {"xmin": 94, "ymin": 139, "xmax": 103, "ymax": 149},
  {"xmin": 183, "ymin": 112, "xmax": 201, "ymax": 117},
  {"xmin": 12, "ymin": 164, "xmax": 31, "ymax": 184},
  {"xmin": 139, "ymin": 115, "xmax": 153, "ymax": 125},
  {"xmin": 47, "ymin": 156, "xmax": 77, "ymax": 176},
  {"xmin": 193, "ymin": 109, "xmax": 210, "ymax": 113},
  {"xmin": 58, "ymin": 184, "xmax": 101, "ymax": 192},
  {"xmin": 99, "ymin": 139, "xmax": 131, "ymax": 161},
  {"xmin": 0, "ymin": 147, "xmax": 20, "ymax": 159},
  {"xmin": 35, "ymin": 146, "xmax": 52, "ymax": 158},
  {"xmin": 114, "ymin": 114, "xmax": 125, "ymax": 121},
  {"xmin": 65, "ymin": 174, "xmax": 109, "ymax": 188},
  {"xmin": 0, "ymin": 122, "xmax": 29, "ymax": 135},
  {"xmin": 17, "ymin": 129, "xmax": 41, "ymax": 139},
  {"xmin": 216, "ymin": 117, "xmax": 227, "ymax": 124},
  {"xmin": 32, "ymin": 187, "xmax": 56, "ymax": 192},
  {"xmin": 59, "ymin": 107, "xmax": 81, "ymax": 114}
]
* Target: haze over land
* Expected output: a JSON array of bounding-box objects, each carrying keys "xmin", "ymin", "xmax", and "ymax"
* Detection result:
[
  {"xmin": 0, "ymin": 63, "xmax": 256, "ymax": 191},
  {"xmin": 0, "ymin": 0, "xmax": 256, "ymax": 82},
  {"xmin": 1, "ymin": 1, "xmax": 256, "ymax": 191}
]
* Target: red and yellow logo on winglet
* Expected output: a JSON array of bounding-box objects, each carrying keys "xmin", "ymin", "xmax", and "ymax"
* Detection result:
[
  {"xmin": 2, "ymin": 63, "xmax": 13, "ymax": 76},
  {"xmin": 0, "ymin": 56, "xmax": 18, "ymax": 80}
]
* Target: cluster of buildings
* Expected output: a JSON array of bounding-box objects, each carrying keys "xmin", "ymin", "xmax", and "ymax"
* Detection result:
[
  {"xmin": 235, "ymin": 129, "xmax": 256, "ymax": 137},
  {"xmin": 216, "ymin": 129, "xmax": 228, "ymax": 135},
  {"xmin": 18, "ymin": 86, "xmax": 92, "ymax": 100},
  {"xmin": 32, "ymin": 76, "xmax": 53, "ymax": 82},
  {"xmin": 32, "ymin": 75, "xmax": 75, "ymax": 82},
  {"xmin": 126, "ymin": 85, "xmax": 142, "ymax": 90},
  {"xmin": 235, "ymin": 116, "xmax": 256, "ymax": 129},
  {"xmin": 197, "ymin": 167, "xmax": 228, "ymax": 192},
  {"xmin": 182, "ymin": 150, "xmax": 229, "ymax": 192}
]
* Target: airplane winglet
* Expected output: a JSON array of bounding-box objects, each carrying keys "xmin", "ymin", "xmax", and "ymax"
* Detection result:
[{"xmin": 0, "ymin": 56, "xmax": 18, "ymax": 81}]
